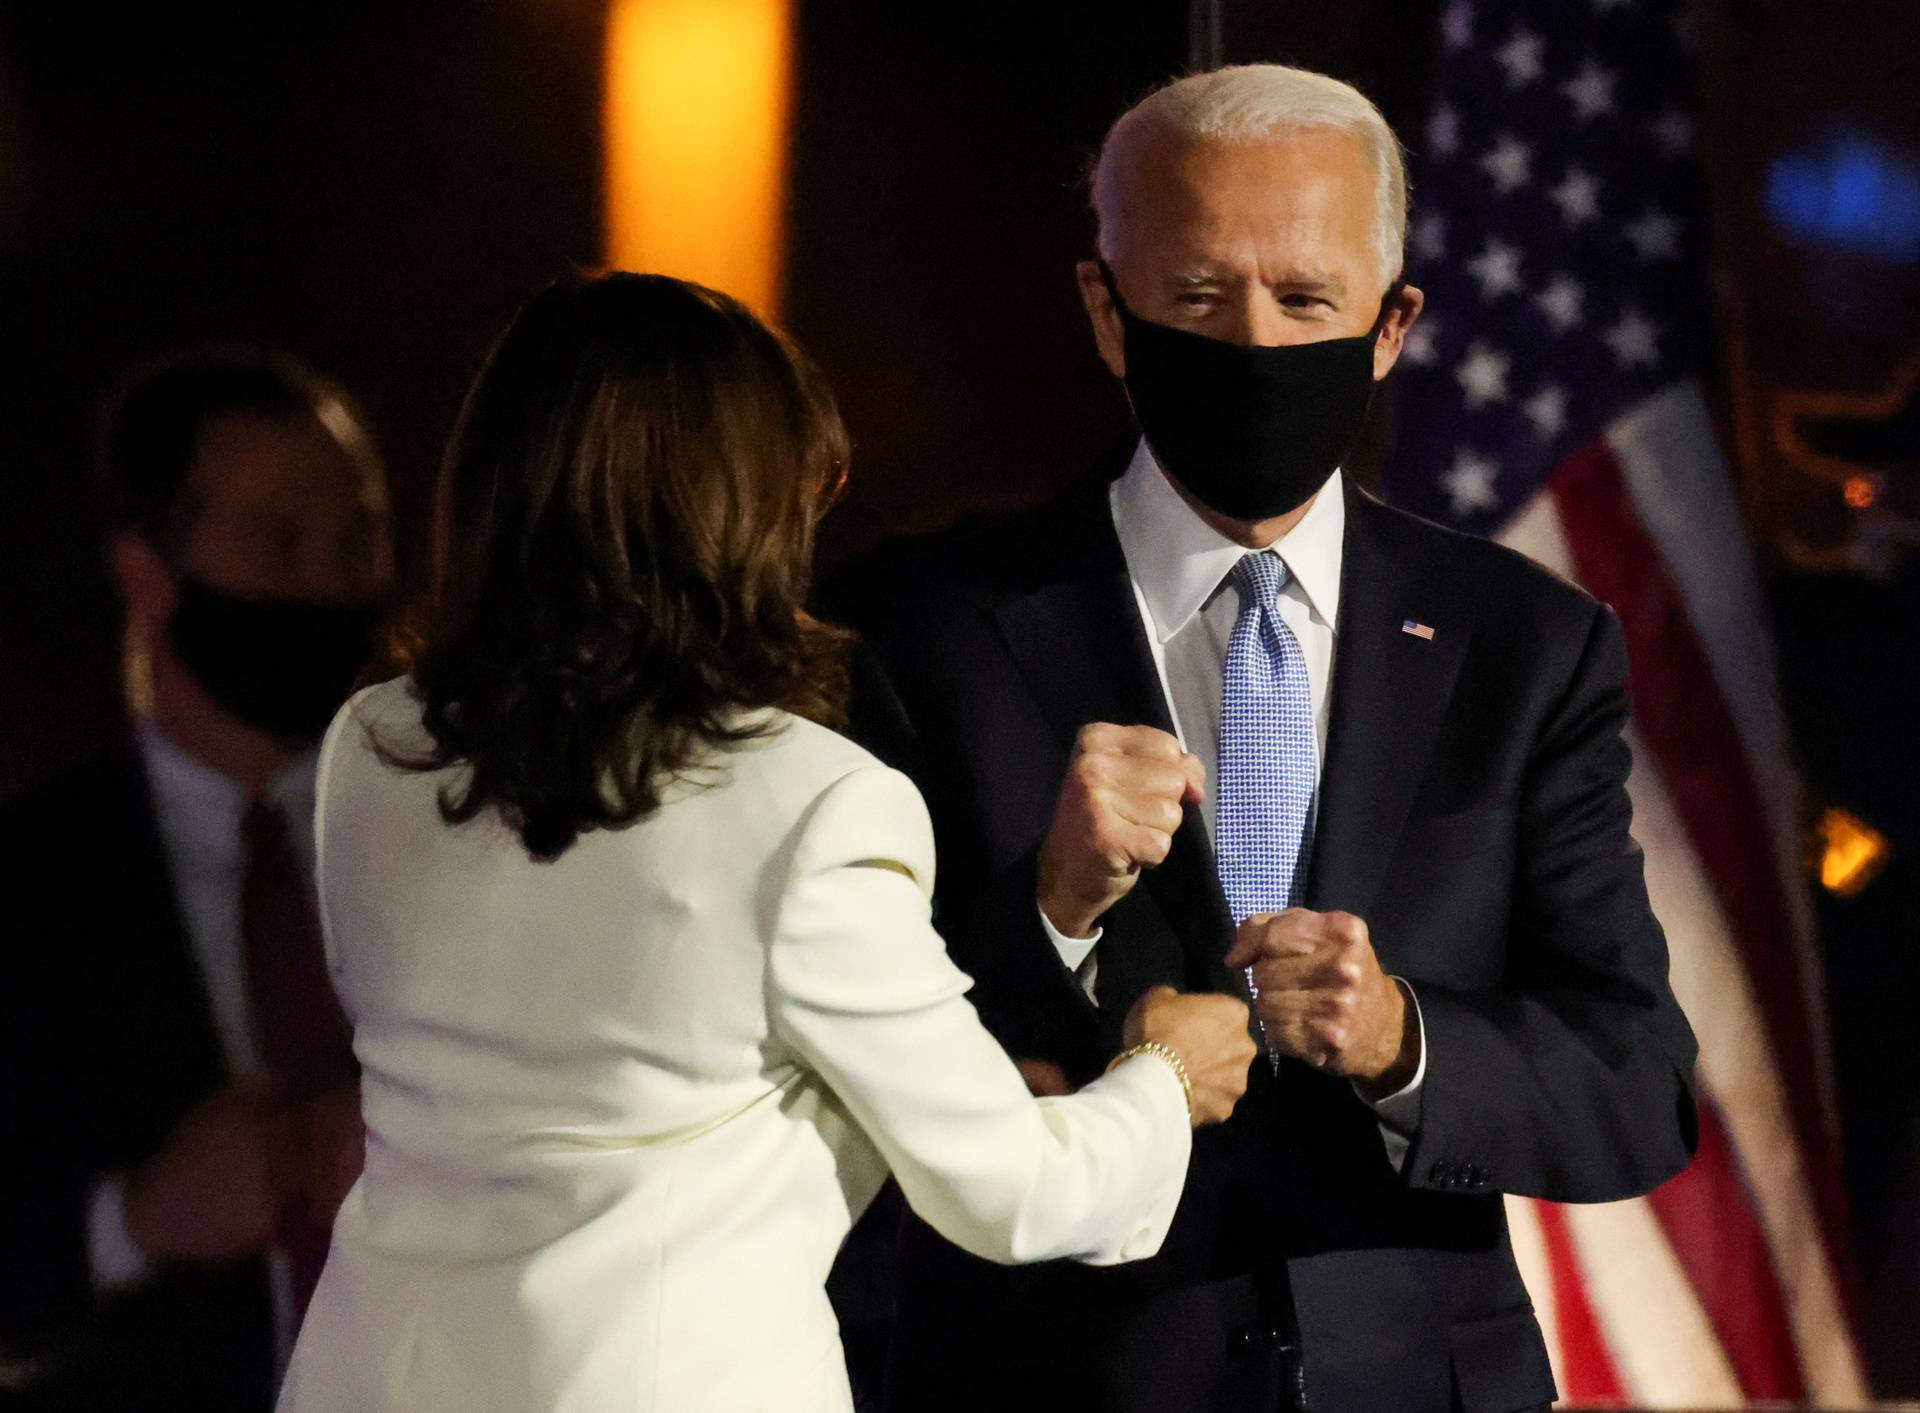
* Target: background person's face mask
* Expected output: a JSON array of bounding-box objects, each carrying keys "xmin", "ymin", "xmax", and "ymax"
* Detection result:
[
  {"xmin": 1102, "ymin": 263, "xmax": 1398, "ymax": 522},
  {"xmin": 167, "ymin": 577, "xmax": 382, "ymax": 743}
]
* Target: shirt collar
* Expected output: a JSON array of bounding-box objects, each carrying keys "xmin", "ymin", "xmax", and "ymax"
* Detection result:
[
  {"xmin": 1110, "ymin": 439, "xmax": 1346, "ymax": 644},
  {"xmin": 136, "ymin": 716, "xmax": 318, "ymax": 849}
]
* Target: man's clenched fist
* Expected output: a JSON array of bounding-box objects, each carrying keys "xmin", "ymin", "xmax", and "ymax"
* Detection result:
[
  {"xmin": 1037, "ymin": 724, "xmax": 1205, "ymax": 939},
  {"xmin": 1222, "ymin": 909, "xmax": 1420, "ymax": 1096}
]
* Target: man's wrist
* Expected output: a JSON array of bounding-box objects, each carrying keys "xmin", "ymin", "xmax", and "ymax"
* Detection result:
[
  {"xmin": 1353, "ymin": 977, "xmax": 1422, "ymax": 1100},
  {"xmin": 1039, "ymin": 900, "xmax": 1101, "ymax": 941},
  {"xmin": 1034, "ymin": 845, "xmax": 1106, "ymax": 940},
  {"xmin": 1037, "ymin": 901, "xmax": 1101, "ymax": 973}
]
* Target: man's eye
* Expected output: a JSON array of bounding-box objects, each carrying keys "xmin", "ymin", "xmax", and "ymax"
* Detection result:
[
  {"xmin": 1279, "ymin": 294, "xmax": 1331, "ymax": 311},
  {"xmin": 1174, "ymin": 292, "xmax": 1219, "ymax": 307}
]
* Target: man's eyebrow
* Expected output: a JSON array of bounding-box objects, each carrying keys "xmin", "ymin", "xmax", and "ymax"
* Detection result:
[
  {"xmin": 1167, "ymin": 267, "xmax": 1236, "ymax": 287},
  {"xmin": 1163, "ymin": 268, "xmax": 1350, "ymax": 295},
  {"xmin": 1266, "ymin": 271, "xmax": 1347, "ymax": 295}
]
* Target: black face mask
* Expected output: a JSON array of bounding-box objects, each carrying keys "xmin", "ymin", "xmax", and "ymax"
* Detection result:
[
  {"xmin": 167, "ymin": 578, "xmax": 382, "ymax": 743},
  {"xmin": 1102, "ymin": 263, "xmax": 1398, "ymax": 521}
]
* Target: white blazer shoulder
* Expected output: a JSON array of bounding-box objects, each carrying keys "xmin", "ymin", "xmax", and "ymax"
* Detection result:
[{"xmin": 279, "ymin": 678, "xmax": 1189, "ymax": 1413}]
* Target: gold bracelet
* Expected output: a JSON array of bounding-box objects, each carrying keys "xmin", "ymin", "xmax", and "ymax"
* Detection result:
[{"xmin": 1107, "ymin": 1041, "xmax": 1193, "ymax": 1117}]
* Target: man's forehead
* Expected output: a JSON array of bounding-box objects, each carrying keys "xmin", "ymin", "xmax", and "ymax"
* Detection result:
[
  {"xmin": 1100, "ymin": 125, "xmax": 1378, "ymax": 270},
  {"xmin": 191, "ymin": 411, "xmax": 381, "ymax": 511},
  {"xmin": 1104, "ymin": 126, "xmax": 1369, "ymax": 224}
]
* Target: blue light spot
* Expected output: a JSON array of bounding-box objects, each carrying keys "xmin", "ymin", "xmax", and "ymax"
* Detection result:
[{"xmin": 1766, "ymin": 128, "xmax": 1920, "ymax": 263}]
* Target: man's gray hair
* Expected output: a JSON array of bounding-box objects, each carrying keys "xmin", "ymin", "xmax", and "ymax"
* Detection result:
[{"xmin": 1091, "ymin": 64, "xmax": 1409, "ymax": 283}]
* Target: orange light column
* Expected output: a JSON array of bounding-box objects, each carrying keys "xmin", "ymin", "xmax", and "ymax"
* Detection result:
[{"xmin": 603, "ymin": 0, "xmax": 793, "ymax": 318}]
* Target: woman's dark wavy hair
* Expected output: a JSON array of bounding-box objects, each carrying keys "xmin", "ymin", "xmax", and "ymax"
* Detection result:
[{"xmin": 383, "ymin": 271, "xmax": 852, "ymax": 861}]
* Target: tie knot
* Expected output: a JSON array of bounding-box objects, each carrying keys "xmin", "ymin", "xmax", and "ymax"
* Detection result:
[{"xmin": 1232, "ymin": 551, "xmax": 1288, "ymax": 609}]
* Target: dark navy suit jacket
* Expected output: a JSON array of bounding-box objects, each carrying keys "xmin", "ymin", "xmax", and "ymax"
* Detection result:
[
  {"xmin": 0, "ymin": 746, "xmax": 277, "ymax": 1411},
  {"xmin": 832, "ymin": 467, "xmax": 1698, "ymax": 1413}
]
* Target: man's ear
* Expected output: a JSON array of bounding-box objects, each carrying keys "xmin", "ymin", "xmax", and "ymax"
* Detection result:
[
  {"xmin": 107, "ymin": 531, "xmax": 178, "ymax": 632},
  {"xmin": 1372, "ymin": 282, "xmax": 1425, "ymax": 380},
  {"xmin": 1075, "ymin": 260, "xmax": 1128, "ymax": 380}
]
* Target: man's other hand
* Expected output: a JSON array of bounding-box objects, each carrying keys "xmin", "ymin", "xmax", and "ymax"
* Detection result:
[
  {"xmin": 124, "ymin": 1074, "xmax": 284, "ymax": 1264},
  {"xmin": 1223, "ymin": 910, "xmax": 1420, "ymax": 1095}
]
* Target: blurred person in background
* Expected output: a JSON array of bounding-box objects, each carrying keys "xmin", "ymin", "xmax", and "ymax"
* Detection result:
[{"xmin": 0, "ymin": 349, "xmax": 394, "ymax": 1410}]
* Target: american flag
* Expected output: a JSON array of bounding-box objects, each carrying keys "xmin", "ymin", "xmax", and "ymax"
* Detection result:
[{"xmin": 1385, "ymin": 0, "xmax": 1868, "ymax": 1403}]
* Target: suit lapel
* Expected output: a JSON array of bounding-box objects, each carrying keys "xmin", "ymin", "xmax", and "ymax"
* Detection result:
[
  {"xmin": 993, "ymin": 492, "xmax": 1243, "ymax": 1000},
  {"xmin": 1306, "ymin": 483, "xmax": 1472, "ymax": 919},
  {"xmin": 73, "ymin": 745, "xmax": 232, "ymax": 1161},
  {"xmin": 994, "ymin": 561, "xmax": 1176, "ymax": 745}
]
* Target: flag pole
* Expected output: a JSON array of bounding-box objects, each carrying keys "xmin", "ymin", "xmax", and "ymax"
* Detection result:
[{"xmin": 1189, "ymin": 0, "xmax": 1222, "ymax": 70}]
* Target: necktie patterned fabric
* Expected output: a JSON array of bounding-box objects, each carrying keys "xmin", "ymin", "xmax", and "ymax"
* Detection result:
[{"xmin": 1216, "ymin": 551, "xmax": 1317, "ymax": 924}]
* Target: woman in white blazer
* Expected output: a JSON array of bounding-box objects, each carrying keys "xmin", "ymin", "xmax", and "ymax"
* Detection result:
[{"xmin": 276, "ymin": 272, "xmax": 1255, "ymax": 1413}]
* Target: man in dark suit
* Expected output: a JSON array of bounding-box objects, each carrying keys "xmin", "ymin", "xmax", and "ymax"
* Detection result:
[
  {"xmin": 0, "ymin": 351, "xmax": 392, "ymax": 1409},
  {"xmin": 839, "ymin": 65, "xmax": 1698, "ymax": 1412}
]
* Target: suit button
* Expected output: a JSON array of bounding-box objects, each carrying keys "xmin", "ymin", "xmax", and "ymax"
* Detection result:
[
  {"xmin": 1429, "ymin": 1161, "xmax": 1453, "ymax": 1186},
  {"xmin": 1468, "ymin": 1164, "xmax": 1489, "ymax": 1187},
  {"xmin": 1227, "ymin": 1324, "xmax": 1260, "ymax": 1358}
]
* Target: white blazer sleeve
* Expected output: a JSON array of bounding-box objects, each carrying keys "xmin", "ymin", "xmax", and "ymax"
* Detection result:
[{"xmin": 767, "ymin": 763, "xmax": 1191, "ymax": 1267}]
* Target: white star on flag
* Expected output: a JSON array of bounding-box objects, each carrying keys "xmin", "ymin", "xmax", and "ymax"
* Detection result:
[
  {"xmin": 1442, "ymin": 1, "xmax": 1474, "ymax": 50},
  {"xmin": 1443, "ymin": 449, "xmax": 1500, "ymax": 514},
  {"xmin": 1626, "ymin": 209, "xmax": 1682, "ymax": 261},
  {"xmin": 1549, "ymin": 168, "xmax": 1603, "ymax": 226},
  {"xmin": 1427, "ymin": 106, "xmax": 1461, "ymax": 159},
  {"xmin": 1523, "ymin": 385, "xmax": 1569, "ymax": 438},
  {"xmin": 1455, "ymin": 342, "xmax": 1511, "ymax": 407},
  {"xmin": 1402, "ymin": 321, "xmax": 1440, "ymax": 366},
  {"xmin": 1534, "ymin": 274, "xmax": 1585, "ymax": 331},
  {"xmin": 1480, "ymin": 135, "xmax": 1533, "ymax": 194},
  {"xmin": 1652, "ymin": 108, "xmax": 1694, "ymax": 155},
  {"xmin": 1494, "ymin": 29, "xmax": 1545, "ymax": 88},
  {"xmin": 1467, "ymin": 238, "xmax": 1523, "ymax": 299},
  {"xmin": 1604, "ymin": 310, "xmax": 1661, "ymax": 369},
  {"xmin": 1561, "ymin": 62, "xmax": 1617, "ymax": 123}
]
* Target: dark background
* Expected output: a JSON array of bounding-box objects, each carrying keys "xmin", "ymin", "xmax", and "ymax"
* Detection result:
[{"xmin": 1, "ymin": 0, "xmax": 1914, "ymax": 1396}]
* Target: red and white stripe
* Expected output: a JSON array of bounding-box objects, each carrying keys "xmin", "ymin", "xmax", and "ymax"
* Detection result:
[{"xmin": 1498, "ymin": 383, "xmax": 1867, "ymax": 1406}]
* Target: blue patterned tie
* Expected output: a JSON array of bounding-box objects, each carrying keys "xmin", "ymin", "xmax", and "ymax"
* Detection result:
[{"xmin": 1217, "ymin": 553, "xmax": 1317, "ymax": 1048}]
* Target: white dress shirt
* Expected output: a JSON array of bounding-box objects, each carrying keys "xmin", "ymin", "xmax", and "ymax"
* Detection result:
[
  {"xmin": 86, "ymin": 719, "xmax": 317, "ymax": 1358},
  {"xmin": 1042, "ymin": 442, "xmax": 1426, "ymax": 1165}
]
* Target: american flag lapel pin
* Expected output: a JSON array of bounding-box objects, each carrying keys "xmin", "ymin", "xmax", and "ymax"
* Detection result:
[{"xmin": 1401, "ymin": 619, "xmax": 1437, "ymax": 641}]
